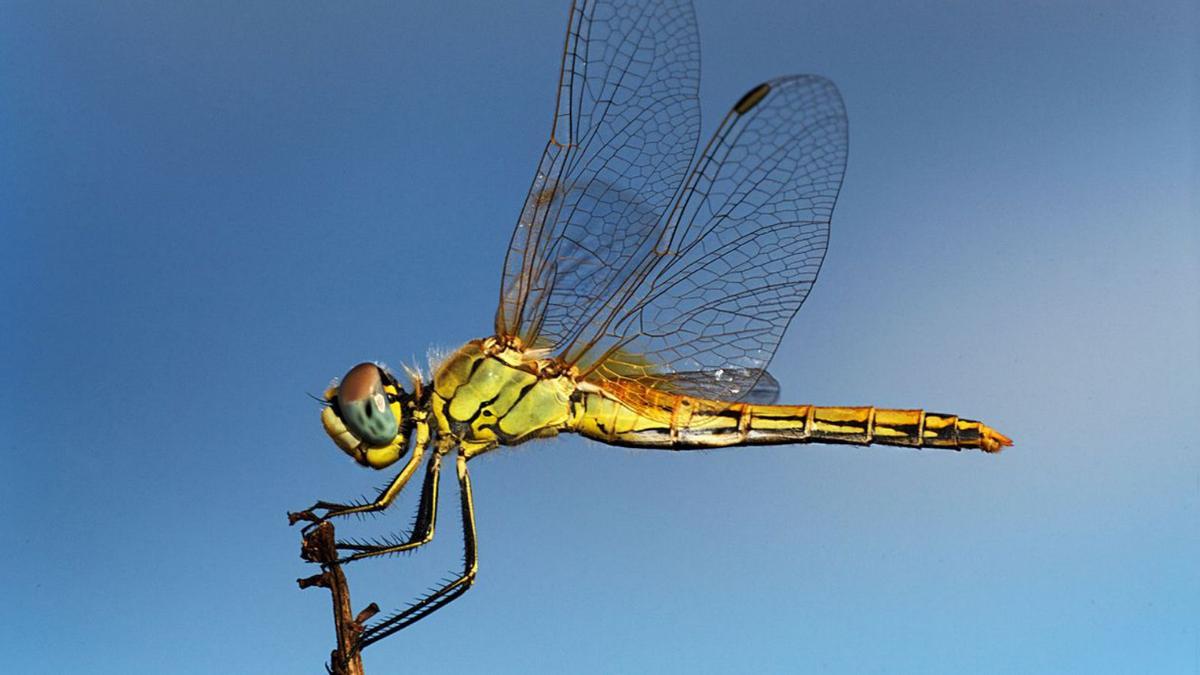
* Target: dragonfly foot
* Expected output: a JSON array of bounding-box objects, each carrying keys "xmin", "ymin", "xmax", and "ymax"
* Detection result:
[
  {"xmin": 287, "ymin": 510, "xmax": 319, "ymax": 526},
  {"xmin": 288, "ymin": 501, "xmax": 357, "ymax": 534}
]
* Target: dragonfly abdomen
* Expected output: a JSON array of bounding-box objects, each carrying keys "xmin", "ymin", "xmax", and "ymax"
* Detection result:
[
  {"xmin": 796, "ymin": 406, "xmax": 1010, "ymax": 453},
  {"xmin": 574, "ymin": 391, "xmax": 1010, "ymax": 453}
]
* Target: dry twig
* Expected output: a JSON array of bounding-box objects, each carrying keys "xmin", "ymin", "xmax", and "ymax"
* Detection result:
[{"xmin": 297, "ymin": 521, "xmax": 379, "ymax": 675}]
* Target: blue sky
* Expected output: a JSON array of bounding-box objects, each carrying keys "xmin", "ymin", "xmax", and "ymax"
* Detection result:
[{"xmin": 2, "ymin": 1, "xmax": 1197, "ymax": 673}]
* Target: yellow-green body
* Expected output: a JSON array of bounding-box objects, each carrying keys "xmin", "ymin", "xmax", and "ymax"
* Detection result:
[
  {"xmin": 431, "ymin": 337, "xmax": 1009, "ymax": 458},
  {"xmin": 431, "ymin": 338, "xmax": 576, "ymax": 456},
  {"xmin": 304, "ymin": 335, "xmax": 1008, "ymax": 646}
]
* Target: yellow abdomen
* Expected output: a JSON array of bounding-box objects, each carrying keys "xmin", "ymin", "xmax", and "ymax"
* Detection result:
[{"xmin": 572, "ymin": 380, "xmax": 1011, "ymax": 453}]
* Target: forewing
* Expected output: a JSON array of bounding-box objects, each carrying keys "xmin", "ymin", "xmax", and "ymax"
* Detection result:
[
  {"xmin": 586, "ymin": 76, "xmax": 849, "ymax": 402},
  {"xmin": 495, "ymin": 0, "xmax": 701, "ymax": 348}
]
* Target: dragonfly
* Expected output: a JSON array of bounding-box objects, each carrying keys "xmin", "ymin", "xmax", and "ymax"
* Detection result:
[{"xmin": 289, "ymin": 0, "xmax": 1011, "ymax": 648}]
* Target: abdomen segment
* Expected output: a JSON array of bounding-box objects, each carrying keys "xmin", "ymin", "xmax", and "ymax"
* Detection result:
[{"xmin": 573, "ymin": 391, "xmax": 1011, "ymax": 453}]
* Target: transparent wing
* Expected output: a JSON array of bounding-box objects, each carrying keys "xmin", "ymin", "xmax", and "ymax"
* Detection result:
[
  {"xmin": 495, "ymin": 0, "xmax": 701, "ymax": 347},
  {"xmin": 581, "ymin": 76, "xmax": 849, "ymax": 402},
  {"xmin": 655, "ymin": 369, "xmax": 782, "ymax": 405}
]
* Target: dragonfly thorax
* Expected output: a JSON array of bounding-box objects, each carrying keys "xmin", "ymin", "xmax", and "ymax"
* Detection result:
[{"xmin": 428, "ymin": 338, "xmax": 578, "ymax": 456}]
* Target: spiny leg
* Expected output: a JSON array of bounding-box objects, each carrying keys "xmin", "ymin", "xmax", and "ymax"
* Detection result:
[
  {"xmin": 332, "ymin": 451, "xmax": 443, "ymax": 564},
  {"xmin": 288, "ymin": 421, "xmax": 430, "ymax": 531},
  {"xmin": 359, "ymin": 451, "xmax": 478, "ymax": 648}
]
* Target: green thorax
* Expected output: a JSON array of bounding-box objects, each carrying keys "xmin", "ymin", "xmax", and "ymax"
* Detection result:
[{"xmin": 430, "ymin": 338, "xmax": 577, "ymax": 454}]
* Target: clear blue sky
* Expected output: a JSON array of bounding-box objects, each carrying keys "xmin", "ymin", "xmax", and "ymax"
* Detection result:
[{"xmin": 3, "ymin": 1, "xmax": 1197, "ymax": 673}]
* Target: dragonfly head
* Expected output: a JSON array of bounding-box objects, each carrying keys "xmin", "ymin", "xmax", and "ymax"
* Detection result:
[{"xmin": 320, "ymin": 362, "xmax": 412, "ymax": 469}]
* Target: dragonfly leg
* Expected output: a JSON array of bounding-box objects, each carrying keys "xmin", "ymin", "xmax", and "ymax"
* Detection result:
[
  {"xmin": 288, "ymin": 419, "xmax": 431, "ymax": 532},
  {"xmin": 331, "ymin": 451, "xmax": 443, "ymax": 564},
  {"xmin": 358, "ymin": 450, "xmax": 478, "ymax": 648}
]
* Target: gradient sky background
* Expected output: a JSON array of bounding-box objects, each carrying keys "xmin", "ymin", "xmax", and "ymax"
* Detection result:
[{"xmin": 3, "ymin": 1, "xmax": 1197, "ymax": 673}]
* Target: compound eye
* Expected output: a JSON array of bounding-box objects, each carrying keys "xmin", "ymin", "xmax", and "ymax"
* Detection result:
[{"xmin": 336, "ymin": 363, "xmax": 400, "ymax": 446}]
